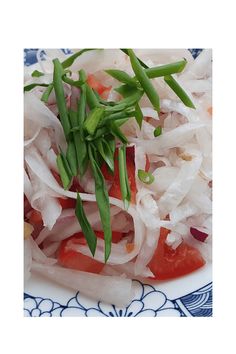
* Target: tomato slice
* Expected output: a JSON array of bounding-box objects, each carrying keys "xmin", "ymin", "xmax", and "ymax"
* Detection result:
[
  {"xmin": 58, "ymin": 198, "xmax": 76, "ymax": 209},
  {"xmin": 148, "ymin": 228, "xmax": 206, "ymax": 280},
  {"xmin": 28, "ymin": 209, "xmax": 42, "ymax": 224},
  {"xmin": 28, "ymin": 209, "xmax": 44, "ymax": 238},
  {"xmin": 95, "ymin": 230, "xmax": 124, "ymax": 244},
  {"xmin": 87, "ymin": 74, "xmax": 111, "ymax": 96},
  {"xmin": 101, "ymin": 146, "xmax": 137, "ymax": 203},
  {"xmin": 58, "ymin": 233, "xmax": 104, "ymax": 274},
  {"xmin": 51, "ymin": 170, "xmax": 62, "ymax": 186}
]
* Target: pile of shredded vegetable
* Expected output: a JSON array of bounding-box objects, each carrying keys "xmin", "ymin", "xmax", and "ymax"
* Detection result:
[{"xmin": 24, "ymin": 49, "xmax": 212, "ymax": 307}]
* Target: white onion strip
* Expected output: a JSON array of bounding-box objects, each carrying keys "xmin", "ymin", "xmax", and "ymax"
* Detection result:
[{"xmin": 31, "ymin": 262, "xmax": 133, "ymax": 307}]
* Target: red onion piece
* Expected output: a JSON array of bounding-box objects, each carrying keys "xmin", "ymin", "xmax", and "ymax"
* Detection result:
[{"xmin": 190, "ymin": 227, "xmax": 208, "ymax": 242}]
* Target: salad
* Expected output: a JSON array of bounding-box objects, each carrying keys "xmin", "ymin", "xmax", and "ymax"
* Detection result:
[{"xmin": 24, "ymin": 49, "xmax": 212, "ymax": 307}]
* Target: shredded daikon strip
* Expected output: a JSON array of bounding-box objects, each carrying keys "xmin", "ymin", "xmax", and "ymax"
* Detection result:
[
  {"xmin": 29, "ymin": 236, "xmax": 57, "ymax": 265},
  {"xmin": 158, "ymin": 155, "xmax": 202, "ymax": 218},
  {"xmin": 31, "ymin": 262, "xmax": 133, "ymax": 307}
]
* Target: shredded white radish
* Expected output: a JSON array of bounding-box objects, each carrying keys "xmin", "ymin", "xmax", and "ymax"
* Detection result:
[
  {"xmin": 158, "ymin": 155, "xmax": 202, "ymax": 218},
  {"xmin": 31, "ymin": 262, "xmax": 133, "ymax": 307},
  {"xmin": 29, "ymin": 236, "xmax": 57, "ymax": 265}
]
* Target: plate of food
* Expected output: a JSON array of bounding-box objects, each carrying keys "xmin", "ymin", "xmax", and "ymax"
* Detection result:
[{"xmin": 24, "ymin": 48, "xmax": 212, "ymax": 317}]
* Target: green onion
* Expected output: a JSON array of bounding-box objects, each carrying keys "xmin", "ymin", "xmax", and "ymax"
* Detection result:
[
  {"xmin": 104, "ymin": 89, "xmax": 143, "ymax": 114},
  {"xmin": 88, "ymin": 145, "xmax": 112, "ymax": 262},
  {"xmin": 164, "ymin": 75, "xmax": 196, "ymax": 109},
  {"xmin": 121, "ymin": 48, "xmax": 148, "ymax": 69},
  {"xmin": 75, "ymin": 193, "xmax": 97, "ymax": 256},
  {"xmin": 90, "ymin": 143, "xmax": 103, "ymax": 167},
  {"xmin": 66, "ymin": 140, "xmax": 78, "ymax": 176},
  {"xmin": 56, "ymin": 153, "xmax": 72, "ymax": 190},
  {"xmin": 62, "ymin": 75, "xmax": 83, "ymax": 88},
  {"xmin": 105, "ymin": 69, "xmax": 137, "ymax": 87},
  {"xmin": 128, "ymin": 49, "xmax": 160, "ymax": 113},
  {"xmin": 31, "ymin": 70, "xmax": 44, "ymax": 77},
  {"xmin": 115, "ymin": 84, "xmax": 139, "ymax": 98},
  {"xmin": 106, "ymin": 135, "xmax": 116, "ymax": 157},
  {"xmin": 110, "ymin": 122, "xmax": 128, "ymax": 144},
  {"xmin": 24, "ymin": 83, "xmax": 48, "ymax": 92},
  {"xmin": 115, "ymin": 117, "xmax": 130, "ymax": 127},
  {"xmin": 85, "ymin": 85, "xmax": 100, "ymax": 109},
  {"xmin": 100, "ymin": 109, "xmax": 135, "ymax": 127},
  {"xmin": 134, "ymin": 103, "xmax": 143, "ymax": 128},
  {"xmin": 75, "ymin": 76, "xmax": 89, "ymax": 176},
  {"xmin": 138, "ymin": 169, "xmax": 155, "ymax": 185},
  {"xmin": 84, "ymin": 107, "xmax": 105, "ymax": 135},
  {"xmin": 41, "ymin": 83, "xmax": 53, "ymax": 102},
  {"xmin": 118, "ymin": 145, "xmax": 131, "ymax": 209},
  {"xmin": 145, "ymin": 59, "xmax": 187, "ymax": 78},
  {"xmin": 53, "ymin": 58, "xmax": 71, "ymax": 139},
  {"xmin": 96, "ymin": 139, "xmax": 115, "ymax": 172},
  {"xmin": 93, "ymin": 90, "xmax": 116, "ymax": 106},
  {"xmin": 154, "ymin": 126, "xmax": 162, "ymax": 137},
  {"xmin": 62, "ymin": 49, "xmax": 96, "ymax": 69},
  {"xmin": 85, "ymin": 126, "xmax": 107, "ymax": 141}
]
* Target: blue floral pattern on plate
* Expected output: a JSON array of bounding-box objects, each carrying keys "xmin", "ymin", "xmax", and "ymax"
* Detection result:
[
  {"xmin": 24, "ymin": 48, "xmax": 211, "ymax": 317},
  {"xmin": 24, "ymin": 48, "xmax": 202, "ymax": 66},
  {"xmin": 24, "ymin": 280, "xmax": 212, "ymax": 317}
]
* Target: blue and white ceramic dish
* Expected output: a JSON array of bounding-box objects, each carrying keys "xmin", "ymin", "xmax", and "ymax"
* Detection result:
[{"xmin": 24, "ymin": 49, "xmax": 212, "ymax": 317}]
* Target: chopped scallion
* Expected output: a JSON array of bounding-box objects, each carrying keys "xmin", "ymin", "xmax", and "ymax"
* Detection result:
[
  {"xmin": 138, "ymin": 169, "xmax": 155, "ymax": 185},
  {"xmin": 128, "ymin": 49, "xmax": 160, "ymax": 113},
  {"xmin": 154, "ymin": 126, "xmax": 162, "ymax": 137},
  {"xmin": 84, "ymin": 107, "xmax": 105, "ymax": 135},
  {"xmin": 164, "ymin": 75, "xmax": 196, "ymax": 109}
]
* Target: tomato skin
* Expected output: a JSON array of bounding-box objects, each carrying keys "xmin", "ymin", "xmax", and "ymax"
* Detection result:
[
  {"xmin": 148, "ymin": 228, "xmax": 205, "ymax": 280},
  {"xmin": 51, "ymin": 170, "xmax": 62, "ymax": 186},
  {"xmin": 70, "ymin": 178, "xmax": 85, "ymax": 193},
  {"xmin": 58, "ymin": 198, "xmax": 76, "ymax": 209},
  {"xmin": 96, "ymin": 230, "xmax": 124, "ymax": 244},
  {"xmin": 29, "ymin": 209, "xmax": 42, "ymax": 224},
  {"xmin": 58, "ymin": 230, "xmax": 125, "ymax": 273},
  {"xmin": 100, "ymin": 87, "xmax": 111, "ymax": 99},
  {"xmin": 58, "ymin": 233, "xmax": 104, "ymax": 274},
  {"xmin": 87, "ymin": 74, "xmax": 111, "ymax": 96}
]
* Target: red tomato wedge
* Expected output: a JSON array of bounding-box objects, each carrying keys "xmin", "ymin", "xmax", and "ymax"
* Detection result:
[
  {"xmin": 28, "ymin": 209, "xmax": 42, "ymax": 224},
  {"xmin": 28, "ymin": 209, "xmax": 44, "ymax": 238},
  {"xmin": 58, "ymin": 198, "xmax": 76, "ymax": 209},
  {"xmin": 148, "ymin": 228, "xmax": 205, "ymax": 280},
  {"xmin": 58, "ymin": 231, "xmax": 125, "ymax": 273},
  {"xmin": 58, "ymin": 233, "xmax": 104, "ymax": 274},
  {"xmin": 87, "ymin": 74, "xmax": 111, "ymax": 96},
  {"xmin": 95, "ymin": 230, "xmax": 124, "ymax": 244}
]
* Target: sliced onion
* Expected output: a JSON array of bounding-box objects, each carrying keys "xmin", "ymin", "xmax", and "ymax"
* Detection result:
[
  {"xmin": 31, "ymin": 262, "xmax": 133, "ymax": 307},
  {"xmin": 29, "ymin": 236, "xmax": 57, "ymax": 265},
  {"xmin": 182, "ymin": 49, "xmax": 212, "ymax": 79},
  {"xmin": 170, "ymin": 201, "xmax": 199, "ymax": 224},
  {"xmin": 24, "ymin": 92, "xmax": 66, "ymax": 151},
  {"xmin": 158, "ymin": 154, "xmax": 202, "ymax": 217},
  {"xmin": 131, "ymin": 122, "xmax": 205, "ymax": 154},
  {"xmin": 141, "ymin": 107, "xmax": 159, "ymax": 120}
]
